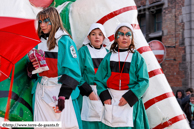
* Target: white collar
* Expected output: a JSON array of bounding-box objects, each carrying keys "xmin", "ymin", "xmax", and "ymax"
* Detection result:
[{"xmin": 55, "ymin": 28, "xmax": 68, "ymax": 39}]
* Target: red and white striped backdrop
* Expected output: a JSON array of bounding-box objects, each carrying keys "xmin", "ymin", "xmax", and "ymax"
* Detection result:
[{"xmin": 69, "ymin": 0, "xmax": 190, "ymax": 128}]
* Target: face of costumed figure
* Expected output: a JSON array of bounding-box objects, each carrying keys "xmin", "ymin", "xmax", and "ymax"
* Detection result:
[
  {"xmin": 39, "ymin": 17, "xmax": 52, "ymax": 34},
  {"xmin": 116, "ymin": 26, "xmax": 132, "ymax": 49},
  {"xmin": 87, "ymin": 28, "xmax": 105, "ymax": 48}
]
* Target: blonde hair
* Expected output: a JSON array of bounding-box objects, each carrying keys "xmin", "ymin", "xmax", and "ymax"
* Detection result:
[
  {"xmin": 37, "ymin": 7, "xmax": 71, "ymax": 50},
  {"xmin": 110, "ymin": 26, "xmax": 135, "ymax": 53}
]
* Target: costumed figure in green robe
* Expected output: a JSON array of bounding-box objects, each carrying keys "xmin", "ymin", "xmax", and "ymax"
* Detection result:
[
  {"xmin": 77, "ymin": 23, "xmax": 110, "ymax": 129},
  {"xmin": 28, "ymin": 7, "xmax": 82, "ymax": 129},
  {"xmin": 95, "ymin": 23, "xmax": 150, "ymax": 129}
]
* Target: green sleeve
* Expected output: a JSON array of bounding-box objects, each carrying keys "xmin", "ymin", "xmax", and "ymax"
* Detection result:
[
  {"xmin": 123, "ymin": 51, "xmax": 149, "ymax": 106},
  {"xmin": 77, "ymin": 47, "xmax": 93, "ymax": 96},
  {"xmin": 132, "ymin": 51, "xmax": 149, "ymax": 98},
  {"xmin": 95, "ymin": 53, "xmax": 112, "ymax": 103},
  {"xmin": 58, "ymin": 35, "xmax": 81, "ymax": 90},
  {"xmin": 78, "ymin": 47, "xmax": 87, "ymax": 86}
]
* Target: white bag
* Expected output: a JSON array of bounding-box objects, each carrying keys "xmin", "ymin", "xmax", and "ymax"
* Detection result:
[
  {"xmin": 102, "ymin": 88, "xmax": 133, "ymax": 127},
  {"xmin": 81, "ymin": 85, "xmax": 103, "ymax": 121},
  {"xmin": 34, "ymin": 77, "xmax": 79, "ymax": 129}
]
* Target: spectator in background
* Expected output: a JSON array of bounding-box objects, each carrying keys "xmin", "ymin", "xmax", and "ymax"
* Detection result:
[
  {"xmin": 186, "ymin": 88, "xmax": 194, "ymax": 96},
  {"xmin": 184, "ymin": 93, "xmax": 194, "ymax": 129},
  {"xmin": 176, "ymin": 89, "xmax": 185, "ymax": 99},
  {"xmin": 175, "ymin": 89, "xmax": 185, "ymax": 108},
  {"xmin": 182, "ymin": 88, "xmax": 194, "ymax": 109}
]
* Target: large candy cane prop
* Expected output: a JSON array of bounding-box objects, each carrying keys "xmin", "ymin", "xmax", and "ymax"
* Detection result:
[{"xmin": 69, "ymin": 0, "xmax": 190, "ymax": 128}]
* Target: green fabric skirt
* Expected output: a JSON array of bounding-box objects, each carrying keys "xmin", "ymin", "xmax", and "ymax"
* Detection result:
[{"xmin": 73, "ymin": 99, "xmax": 83, "ymax": 129}]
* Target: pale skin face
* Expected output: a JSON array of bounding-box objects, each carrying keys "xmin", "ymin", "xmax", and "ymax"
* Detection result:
[
  {"xmin": 190, "ymin": 97, "xmax": 194, "ymax": 104},
  {"xmin": 177, "ymin": 92, "xmax": 182, "ymax": 99},
  {"xmin": 87, "ymin": 29, "xmax": 105, "ymax": 100},
  {"xmin": 31, "ymin": 18, "xmax": 52, "ymax": 68},
  {"xmin": 116, "ymin": 26, "xmax": 132, "ymax": 49},
  {"xmin": 87, "ymin": 29, "xmax": 105, "ymax": 48},
  {"xmin": 39, "ymin": 18, "xmax": 52, "ymax": 34}
]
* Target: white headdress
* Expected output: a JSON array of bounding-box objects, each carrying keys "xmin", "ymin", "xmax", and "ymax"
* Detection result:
[
  {"xmin": 115, "ymin": 23, "xmax": 134, "ymax": 36},
  {"xmin": 82, "ymin": 23, "xmax": 110, "ymax": 46}
]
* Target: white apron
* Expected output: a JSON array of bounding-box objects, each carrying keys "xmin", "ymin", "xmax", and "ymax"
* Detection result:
[
  {"xmin": 34, "ymin": 76, "xmax": 79, "ymax": 129},
  {"xmin": 81, "ymin": 85, "xmax": 103, "ymax": 121},
  {"xmin": 102, "ymin": 88, "xmax": 133, "ymax": 127}
]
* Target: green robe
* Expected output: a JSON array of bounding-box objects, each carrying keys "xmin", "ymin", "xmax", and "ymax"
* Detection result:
[
  {"xmin": 95, "ymin": 50, "xmax": 150, "ymax": 129},
  {"xmin": 77, "ymin": 45, "xmax": 108, "ymax": 129},
  {"xmin": 32, "ymin": 34, "xmax": 82, "ymax": 129}
]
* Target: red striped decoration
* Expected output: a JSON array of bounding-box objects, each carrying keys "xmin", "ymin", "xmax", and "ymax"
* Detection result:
[
  {"xmin": 144, "ymin": 92, "xmax": 174, "ymax": 110},
  {"xmin": 148, "ymin": 68, "xmax": 164, "ymax": 78},
  {"xmin": 96, "ymin": 6, "xmax": 139, "ymax": 42},
  {"xmin": 95, "ymin": 5, "xmax": 186, "ymax": 128},
  {"xmin": 131, "ymin": 24, "xmax": 140, "ymax": 29},
  {"xmin": 108, "ymin": 35, "xmax": 115, "ymax": 42},
  {"xmin": 103, "ymin": 44, "xmax": 107, "ymax": 47},
  {"xmin": 152, "ymin": 114, "xmax": 186, "ymax": 129},
  {"xmin": 97, "ymin": 6, "xmax": 137, "ymax": 25},
  {"xmin": 137, "ymin": 46, "xmax": 164, "ymax": 78},
  {"xmin": 137, "ymin": 46, "xmax": 152, "ymax": 54}
]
